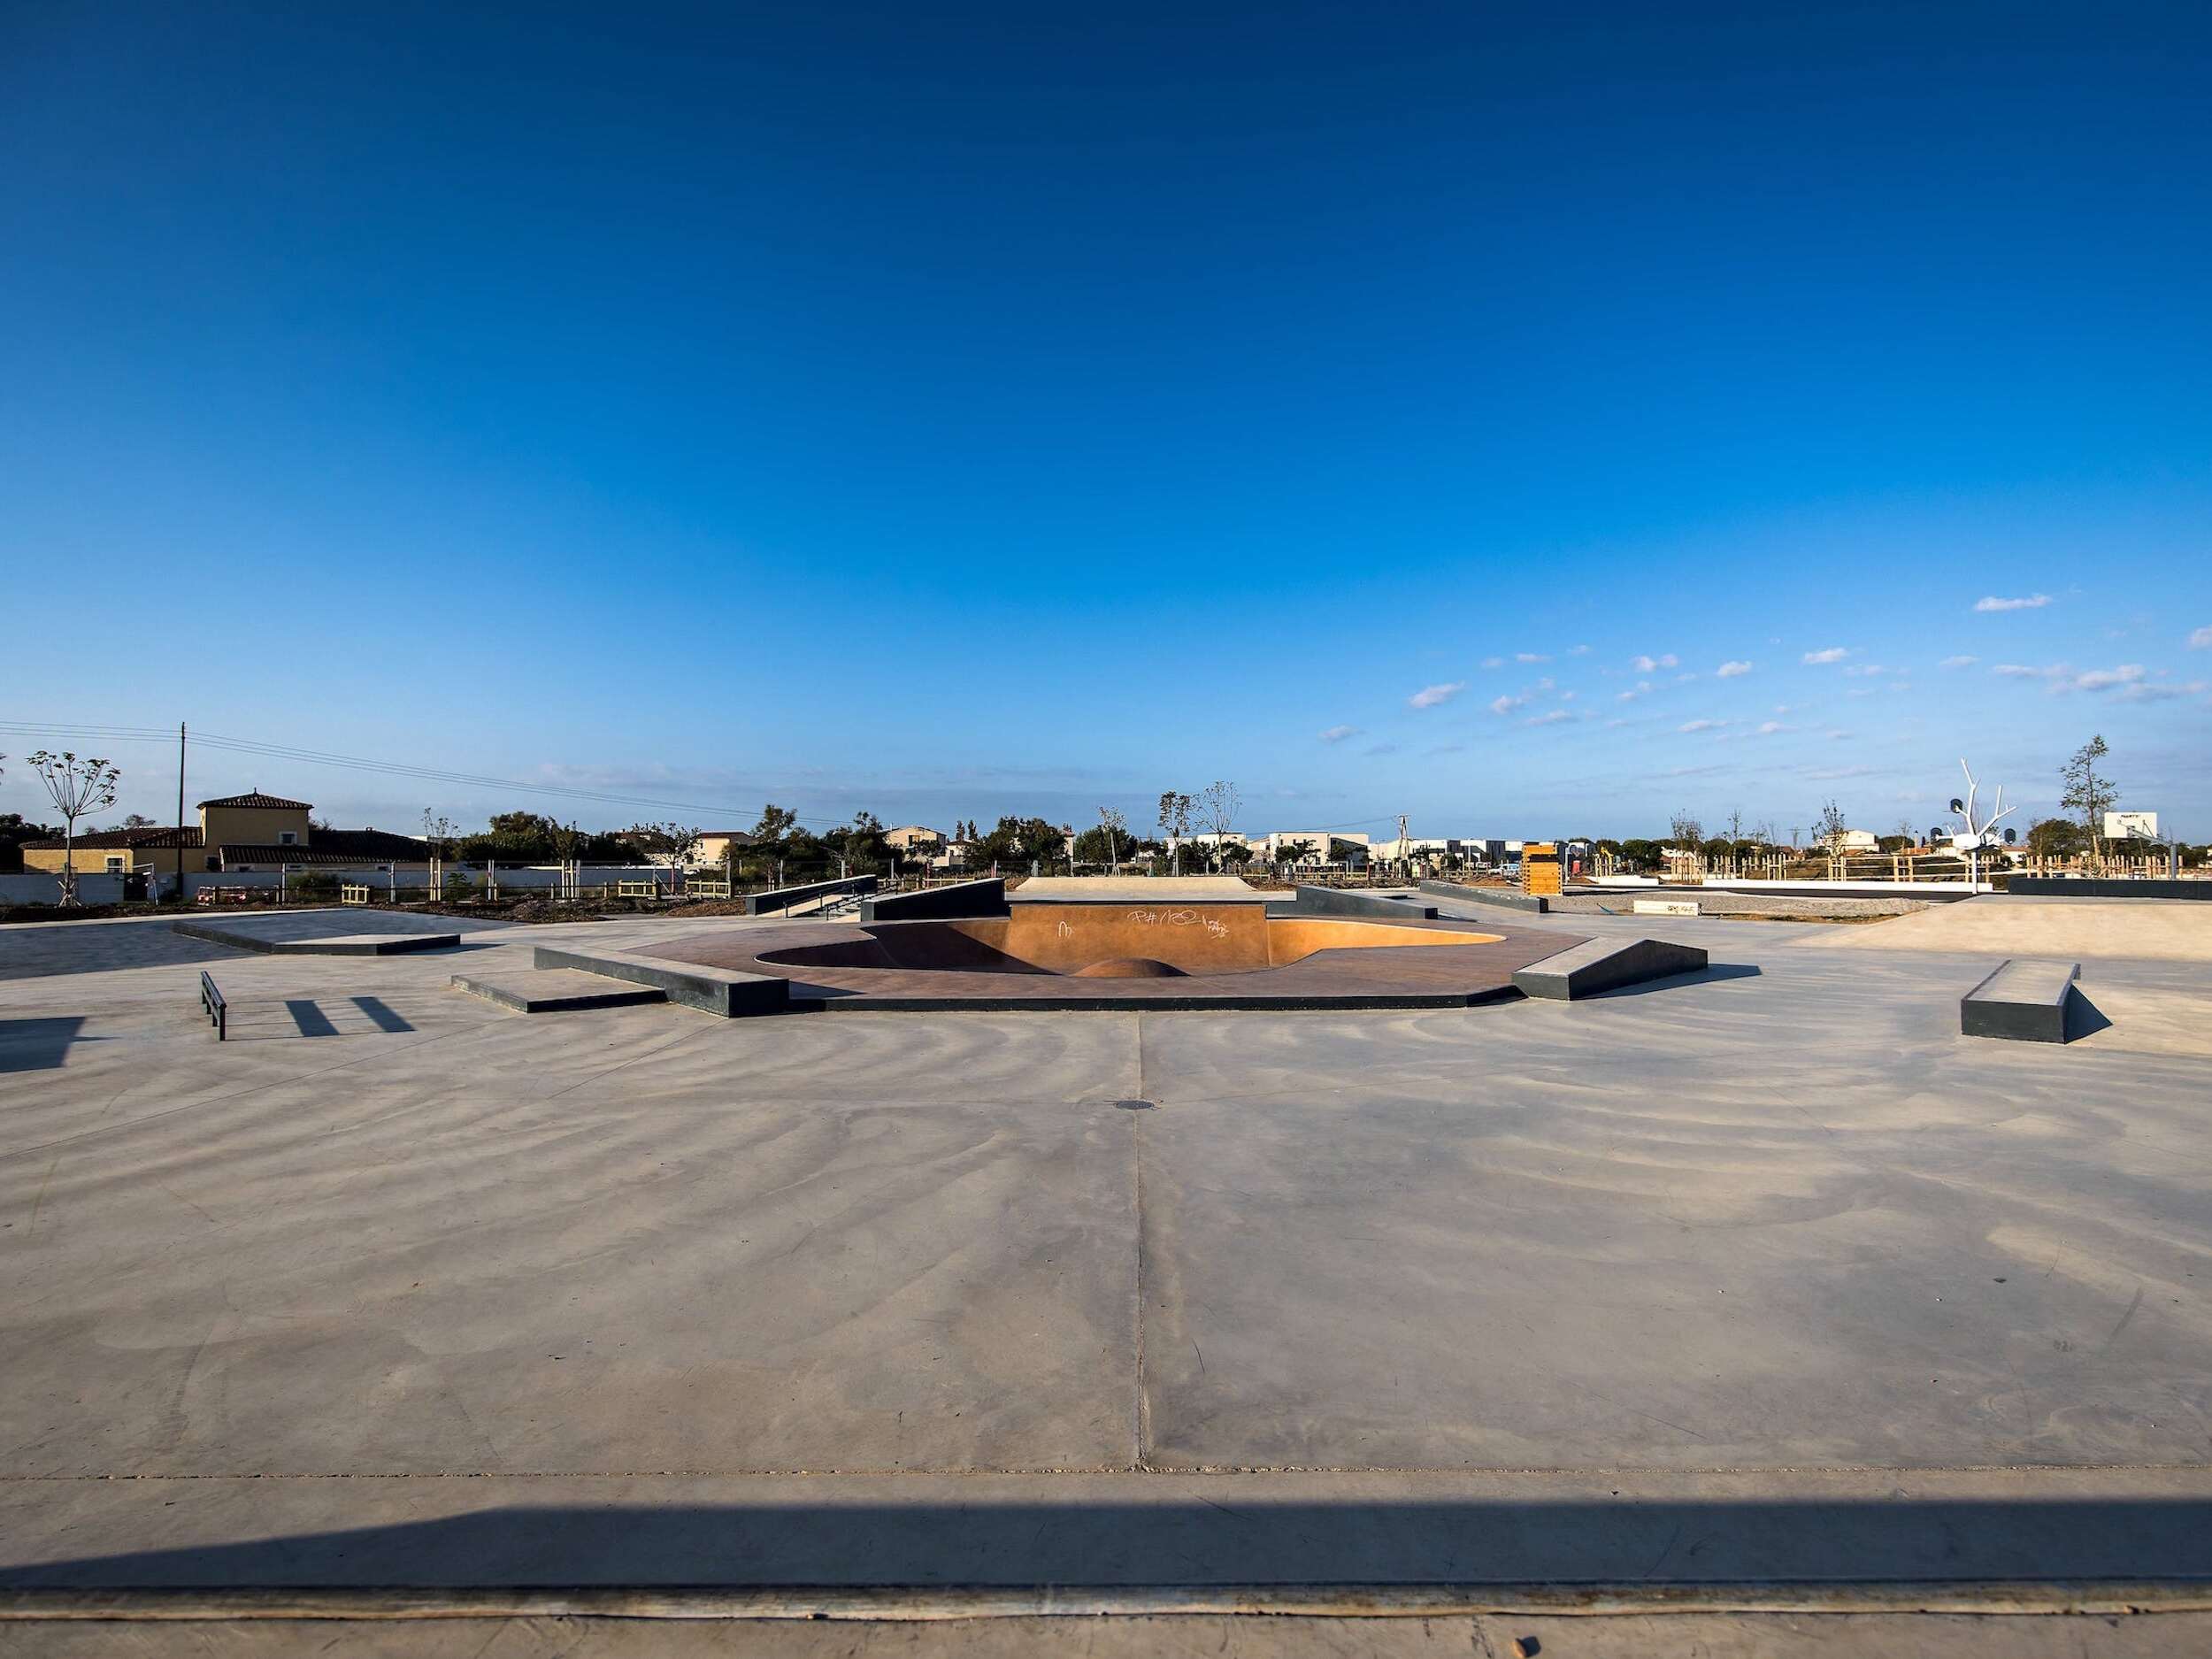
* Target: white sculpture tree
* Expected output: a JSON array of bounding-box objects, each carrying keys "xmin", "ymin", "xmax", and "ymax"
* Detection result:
[{"xmin": 1948, "ymin": 757, "xmax": 2018, "ymax": 889}]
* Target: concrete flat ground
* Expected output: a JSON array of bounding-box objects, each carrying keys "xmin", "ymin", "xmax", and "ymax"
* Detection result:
[
  {"xmin": 2, "ymin": 903, "xmax": 2208, "ymax": 1648},
  {"xmin": 1797, "ymin": 892, "xmax": 2212, "ymax": 961}
]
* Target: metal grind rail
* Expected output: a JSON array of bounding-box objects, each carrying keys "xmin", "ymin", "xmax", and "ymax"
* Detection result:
[{"xmin": 199, "ymin": 970, "xmax": 227, "ymax": 1041}]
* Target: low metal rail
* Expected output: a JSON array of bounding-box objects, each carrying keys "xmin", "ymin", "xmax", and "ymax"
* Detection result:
[{"xmin": 199, "ymin": 970, "xmax": 227, "ymax": 1041}]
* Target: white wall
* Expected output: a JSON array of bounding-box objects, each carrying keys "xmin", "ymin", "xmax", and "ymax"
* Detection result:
[{"xmin": 0, "ymin": 872, "xmax": 128, "ymax": 905}]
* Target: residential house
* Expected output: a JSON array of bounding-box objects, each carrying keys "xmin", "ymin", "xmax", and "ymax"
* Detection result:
[{"xmin": 21, "ymin": 791, "xmax": 431, "ymax": 878}]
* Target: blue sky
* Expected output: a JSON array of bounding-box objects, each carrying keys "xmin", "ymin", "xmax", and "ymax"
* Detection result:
[{"xmin": 4, "ymin": 2, "xmax": 2208, "ymax": 841}]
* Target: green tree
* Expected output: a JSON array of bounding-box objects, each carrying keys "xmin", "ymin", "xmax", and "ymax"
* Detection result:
[
  {"xmin": 2058, "ymin": 735, "xmax": 2118, "ymax": 864},
  {"xmin": 0, "ymin": 811, "xmax": 60, "ymax": 873},
  {"xmin": 833, "ymin": 811, "xmax": 887, "ymax": 873},
  {"xmin": 1617, "ymin": 838, "xmax": 1663, "ymax": 871},
  {"xmin": 2026, "ymin": 816, "xmax": 2084, "ymax": 859},
  {"xmin": 1074, "ymin": 823, "xmax": 1137, "ymax": 866}
]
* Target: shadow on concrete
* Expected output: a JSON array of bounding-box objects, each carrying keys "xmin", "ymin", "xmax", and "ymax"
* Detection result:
[
  {"xmin": 0, "ymin": 1016, "xmax": 89, "ymax": 1072},
  {"xmin": 2066, "ymin": 987, "xmax": 2114, "ymax": 1042},
  {"xmin": 1584, "ymin": 963, "xmax": 1762, "ymax": 1000},
  {"xmin": 351, "ymin": 996, "xmax": 414, "ymax": 1033},
  {"xmin": 5, "ymin": 1495, "xmax": 2211, "ymax": 1590},
  {"xmin": 285, "ymin": 1000, "xmax": 341, "ymax": 1038}
]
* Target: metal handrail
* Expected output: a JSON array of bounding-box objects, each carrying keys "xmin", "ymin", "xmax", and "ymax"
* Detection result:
[{"xmin": 199, "ymin": 971, "xmax": 227, "ymax": 1041}]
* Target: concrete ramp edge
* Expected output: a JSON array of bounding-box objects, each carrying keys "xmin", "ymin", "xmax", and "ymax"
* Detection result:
[{"xmin": 1512, "ymin": 936, "xmax": 1709, "ymax": 1000}]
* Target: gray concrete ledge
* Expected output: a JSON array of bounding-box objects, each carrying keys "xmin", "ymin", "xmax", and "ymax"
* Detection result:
[
  {"xmin": 173, "ymin": 921, "xmax": 461, "ymax": 956},
  {"xmin": 5, "ymin": 1469, "xmax": 2211, "ymax": 1602},
  {"xmin": 1420, "ymin": 879, "xmax": 1548, "ymax": 914},
  {"xmin": 533, "ymin": 945, "xmax": 789, "ymax": 1017},
  {"xmin": 1962, "ymin": 958, "xmax": 2080, "ymax": 1043},
  {"xmin": 1512, "ymin": 936, "xmax": 1709, "ymax": 1000},
  {"xmin": 1266, "ymin": 886, "xmax": 1440, "ymax": 921},
  {"xmin": 450, "ymin": 970, "xmax": 669, "ymax": 1014},
  {"xmin": 860, "ymin": 879, "xmax": 1009, "ymax": 922},
  {"xmin": 2007, "ymin": 878, "xmax": 2211, "ymax": 900}
]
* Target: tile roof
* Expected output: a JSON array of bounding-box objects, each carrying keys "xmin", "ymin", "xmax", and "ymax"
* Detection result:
[
  {"xmin": 197, "ymin": 791, "xmax": 312, "ymax": 810},
  {"xmin": 213, "ymin": 842, "xmax": 426, "ymax": 867},
  {"xmin": 20, "ymin": 826, "xmax": 204, "ymax": 851}
]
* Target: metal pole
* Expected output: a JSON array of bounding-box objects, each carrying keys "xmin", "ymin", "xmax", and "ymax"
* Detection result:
[{"xmin": 173, "ymin": 722, "xmax": 187, "ymax": 904}]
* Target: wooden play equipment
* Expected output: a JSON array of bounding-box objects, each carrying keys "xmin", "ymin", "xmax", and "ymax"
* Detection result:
[{"xmin": 1522, "ymin": 841, "xmax": 1563, "ymax": 897}]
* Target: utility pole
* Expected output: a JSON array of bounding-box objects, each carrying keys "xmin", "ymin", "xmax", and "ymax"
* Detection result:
[{"xmin": 173, "ymin": 723, "xmax": 188, "ymax": 904}]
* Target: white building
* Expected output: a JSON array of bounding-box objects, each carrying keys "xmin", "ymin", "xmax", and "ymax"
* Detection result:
[{"xmin": 1253, "ymin": 831, "xmax": 1370, "ymax": 866}]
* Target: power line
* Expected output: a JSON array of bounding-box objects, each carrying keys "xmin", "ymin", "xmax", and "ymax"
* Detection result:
[
  {"xmin": 1, "ymin": 718, "xmax": 1415, "ymax": 838},
  {"xmin": 0, "ymin": 720, "xmax": 851, "ymax": 829}
]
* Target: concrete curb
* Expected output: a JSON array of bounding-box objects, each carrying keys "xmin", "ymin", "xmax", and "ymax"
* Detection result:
[
  {"xmin": 5, "ymin": 1579, "xmax": 2208, "ymax": 1622},
  {"xmin": 533, "ymin": 945, "xmax": 789, "ymax": 1017},
  {"xmin": 173, "ymin": 921, "xmax": 460, "ymax": 956}
]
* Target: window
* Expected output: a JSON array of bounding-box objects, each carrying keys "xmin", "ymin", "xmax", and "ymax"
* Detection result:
[
  {"xmin": 105, "ymin": 856, "xmax": 126, "ymax": 874},
  {"xmin": 279, "ymin": 830, "xmax": 298, "ymax": 845}
]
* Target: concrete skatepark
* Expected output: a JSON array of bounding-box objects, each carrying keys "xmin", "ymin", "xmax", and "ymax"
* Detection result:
[{"xmin": 2, "ymin": 886, "xmax": 2209, "ymax": 1652}]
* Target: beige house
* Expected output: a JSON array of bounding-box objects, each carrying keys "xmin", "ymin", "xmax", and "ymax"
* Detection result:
[
  {"xmin": 884, "ymin": 825, "xmax": 943, "ymax": 853},
  {"xmin": 694, "ymin": 830, "xmax": 758, "ymax": 865},
  {"xmin": 21, "ymin": 791, "xmax": 430, "ymax": 877}
]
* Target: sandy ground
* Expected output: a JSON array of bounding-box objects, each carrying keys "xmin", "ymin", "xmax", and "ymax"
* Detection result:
[{"xmin": 2, "ymin": 907, "xmax": 2208, "ymax": 1647}]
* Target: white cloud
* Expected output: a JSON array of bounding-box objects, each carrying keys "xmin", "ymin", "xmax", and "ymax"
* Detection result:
[
  {"xmin": 1802, "ymin": 647, "xmax": 1849, "ymax": 664},
  {"xmin": 1939, "ymin": 655, "xmax": 1978, "ymax": 668},
  {"xmin": 1992, "ymin": 662, "xmax": 2055, "ymax": 679},
  {"xmin": 1487, "ymin": 693, "xmax": 1525, "ymax": 716},
  {"xmin": 1678, "ymin": 718, "xmax": 1729, "ymax": 733},
  {"xmin": 2190, "ymin": 626, "xmax": 2212, "ymax": 649},
  {"xmin": 1569, "ymin": 643, "xmax": 1591, "ymax": 656},
  {"xmin": 1516, "ymin": 651, "xmax": 1550, "ymax": 664},
  {"xmin": 1318, "ymin": 725, "xmax": 1358, "ymax": 743},
  {"xmin": 1631, "ymin": 652, "xmax": 1678, "ymax": 672},
  {"xmin": 1716, "ymin": 660, "xmax": 1752, "ymax": 678},
  {"xmin": 1525, "ymin": 709, "xmax": 1573, "ymax": 726},
  {"xmin": 1616, "ymin": 681, "xmax": 1653, "ymax": 703},
  {"xmin": 2073, "ymin": 664, "xmax": 2146, "ymax": 691},
  {"xmin": 1844, "ymin": 664, "xmax": 1888, "ymax": 678},
  {"xmin": 1974, "ymin": 594, "xmax": 2051, "ymax": 612},
  {"xmin": 1409, "ymin": 681, "xmax": 1466, "ymax": 710},
  {"xmin": 2119, "ymin": 680, "xmax": 2208, "ymax": 703},
  {"xmin": 1480, "ymin": 656, "xmax": 1504, "ymax": 669},
  {"xmin": 1755, "ymin": 720, "xmax": 1790, "ymax": 735}
]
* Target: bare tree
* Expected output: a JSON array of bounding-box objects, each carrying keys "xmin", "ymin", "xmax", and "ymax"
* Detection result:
[
  {"xmin": 27, "ymin": 751, "xmax": 120, "ymax": 907},
  {"xmin": 1097, "ymin": 806, "xmax": 1127, "ymax": 876},
  {"xmin": 1193, "ymin": 780, "xmax": 1241, "ymax": 873},
  {"xmin": 1813, "ymin": 798, "xmax": 1850, "ymax": 856},
  {"xmin": 634, "ymin": 821, "xmax": 701, "ymax": 867},
  {"xmin": 419, "ymin": 809, "xmax": 458, "ymax": 858},
  {"xmin": 1668, "ymin": 810, "xmax": 1703, "ymax": 850},
  {"xmin": 1724, "ymin": 806, "xmax": 1745, "ymax": 847}
]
